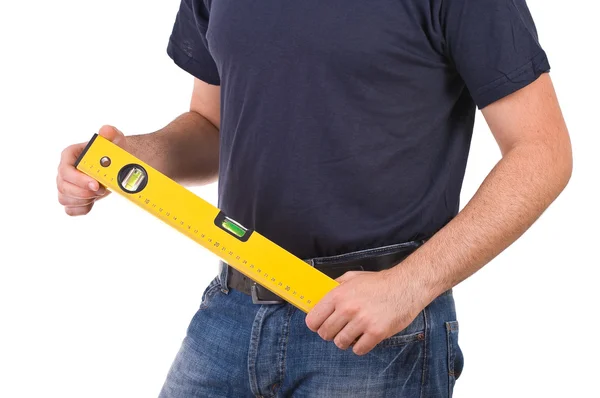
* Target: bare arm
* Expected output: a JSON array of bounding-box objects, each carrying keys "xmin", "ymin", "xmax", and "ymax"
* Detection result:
[
  {"xmin": 395, "ymin": 73, "xmax": 573, "ymax": 303},
  {"xmin": 306, "ymin": 73, "xmax": 573, "ymax": 355},
  {"xmin": 125, "ymin": 78, "xmax": 221, "ymax": 186},
  {"xmin": 57, "ymin": 78, "xmax": 220, "ymax": 216}
]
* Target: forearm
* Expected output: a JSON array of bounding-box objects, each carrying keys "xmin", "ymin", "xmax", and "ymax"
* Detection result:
[
  {"xmin": 394, "ymin": 141, "xmax": 572, "ymax": 304},
  {"xmin": 125, "ymin": 111, "xmax": 219, "ymax": 186}
]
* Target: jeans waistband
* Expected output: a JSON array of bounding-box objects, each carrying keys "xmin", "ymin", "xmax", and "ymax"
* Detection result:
[
  {"xmin": 218, "ymin": 239, "xmax": 427, "ymax": 293},
  {"xmin": 303, "ymin": 239, "xmax": 426, "ymax": 267}
]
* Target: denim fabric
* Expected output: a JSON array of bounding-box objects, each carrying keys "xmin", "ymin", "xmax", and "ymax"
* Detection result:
[{"xmin": 159, "ymin": 243, "xmax": 464, "ymax": 397}]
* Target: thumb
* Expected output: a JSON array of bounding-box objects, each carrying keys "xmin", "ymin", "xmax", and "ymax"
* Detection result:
[{"xmin": 98, "ymin": 125, "xmax": 126, "ymax": 147}]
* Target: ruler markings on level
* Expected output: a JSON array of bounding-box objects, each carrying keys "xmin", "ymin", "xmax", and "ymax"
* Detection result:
[{"xmin": 75, "ymin": 134, "xmax": 338, "ymax": 312}]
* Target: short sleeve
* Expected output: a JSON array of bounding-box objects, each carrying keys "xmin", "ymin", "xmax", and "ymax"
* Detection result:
[
  {"xmin": 167, "ymin": 0, "xmax": 220, "ymax": 85},
  {"xmin": 442, "ymin": 0, "xmax": 550, "ymax": 109}
]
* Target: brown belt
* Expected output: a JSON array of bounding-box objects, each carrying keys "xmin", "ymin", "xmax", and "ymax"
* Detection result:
[{"xmin": 224, "ymin": 241, "xmax": 423, "ymax": 304}]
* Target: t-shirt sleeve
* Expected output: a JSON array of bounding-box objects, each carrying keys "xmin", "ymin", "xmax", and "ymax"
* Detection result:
[
  {"xmin": 166, "ymin": 0, "xmax": 220, "ymax": 85},
  {"xmin": 442, "ymin": 0, "xmax": 550, "ymax": 109}
]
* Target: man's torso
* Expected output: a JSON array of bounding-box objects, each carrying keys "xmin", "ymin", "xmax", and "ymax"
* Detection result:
[{"xmin": 201, "ymin": 0, "xmax": 475, "ymax": 258}]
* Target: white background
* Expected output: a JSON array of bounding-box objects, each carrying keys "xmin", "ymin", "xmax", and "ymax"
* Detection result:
[{"xmin": 1, "ymin": 1, "xmax": 598, "ymax": 397}]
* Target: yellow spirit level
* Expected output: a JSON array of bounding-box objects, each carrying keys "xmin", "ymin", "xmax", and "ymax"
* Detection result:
[{"xmin": 75, "ymin": 134, "xmax": 339, "ymax": 312}]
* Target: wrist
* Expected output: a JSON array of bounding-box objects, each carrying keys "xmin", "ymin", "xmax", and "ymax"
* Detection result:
[
  {"xmin": 125, "ymin": 132, "xmax": 168, "ymax": 170},
  {"xmin": 386, "ymin": 257, "xmax": 448, "ymax": 307}
]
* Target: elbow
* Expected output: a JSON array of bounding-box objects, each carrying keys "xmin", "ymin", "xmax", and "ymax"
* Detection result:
[{"xmin": 512, "ymin": 132, "xmax": 573, "ymax": 202}]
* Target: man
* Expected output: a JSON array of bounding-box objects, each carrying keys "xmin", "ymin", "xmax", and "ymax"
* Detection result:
[{"xmin": 56, "ymin": 0, "xmax": 572, "ymax": 396}]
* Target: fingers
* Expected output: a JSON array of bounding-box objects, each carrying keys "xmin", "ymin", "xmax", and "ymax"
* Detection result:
[
  {"xmin": 57, "ymin": 164, "xmax": 104, "ymax": 193},
  {"xmin": 305, "ymin": 298, "xmax": 336, "ymax": 332},
  {"xmin": 58, "ymin": 192, "xmax": 95, "ymax": 207},
  {"xmin": 317, "ymin": 310, "xmax": 349, "ymax": 341},
  {"xmin": 57, "ymin": 178, "xmax": 106, "ymax": 200},
  {"xmin": 98, "ymin": 125, "xmax": 126, "ymax": 147},
  {"xmin": 57, "ymin": 126, "xmax": 124, "ymax": 217},
  {"xmin": 352, "ymin": 331, "xmax": 385, "ymax": 356},
  {"xmin": 312, "ymin": 305, "xmax": 384, "ymax": 354},
  {"xmin": 59, "ymin": 145, "xmax": 103, "ymax": 192},
  {"xmin": 313, "ymin": 304, "xmax": 369, "ymax": 352},
  {"xmin": 60, "ymin": 142, "xmax": 87, "ymax": 165},
  {"xmin": 57, "ymin": 181, "xmax": 106, "ymax": 216},
  {"xmin": 57, "ymin": 140, "xmax": 108, "ymax": 216},
  {"xmin": 333, "ymin": 321, "xmax": 364, "ymax": 351},
  {"xmin": 64, "ymin": 204, "xmax": 94, "ymax": 216}
]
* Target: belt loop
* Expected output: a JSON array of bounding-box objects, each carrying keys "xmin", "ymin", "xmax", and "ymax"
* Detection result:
[{"xmin": 219, "ymin": 261, "xmax": 230, "ymax": 294}]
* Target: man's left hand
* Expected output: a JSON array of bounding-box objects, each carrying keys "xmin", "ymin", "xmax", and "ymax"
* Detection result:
[{"xmin": 305, "ymin": 268, "xmax": 430, "ymax": 356}]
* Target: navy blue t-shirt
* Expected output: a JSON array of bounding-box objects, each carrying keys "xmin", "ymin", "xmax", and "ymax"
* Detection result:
[{"xmin": 167, "ymin": 0, "xmax": 550, "ymax": 259}]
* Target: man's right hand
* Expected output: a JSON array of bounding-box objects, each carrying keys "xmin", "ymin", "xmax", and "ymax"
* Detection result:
[{"xmin": 57, "ymin": 125, "xmax": 127, "ymax": 216}]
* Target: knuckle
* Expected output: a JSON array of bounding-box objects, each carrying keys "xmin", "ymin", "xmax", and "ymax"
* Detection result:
[
  {"xmin": 340, "ymin": 304, "xmax": 358, "ymax": 316},
  {"xmin": 61, "ymin": 146, "xmax": 73, "ymax": 159},
  {"xmin": 373, "ymin": 329, "xmax": 387, "ymax": 340},
  {"xmin": 367, "ymin": 325, "xmax": 386, "ymax": 340},
  {"xmin": 355, "ymin": 313, "xmax": 369, "ymax": 325}
]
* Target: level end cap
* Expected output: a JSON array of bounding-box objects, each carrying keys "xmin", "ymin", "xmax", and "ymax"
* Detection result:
[{"xmin": 74, "ymin": 133, "xmax": 99, "ymax": 168}]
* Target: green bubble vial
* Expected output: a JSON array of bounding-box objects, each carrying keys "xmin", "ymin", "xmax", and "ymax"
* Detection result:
[
  {"xmin": 222, "ymin": 217, "xmax": 247, "ymax": 238},
  {"xmin": 123, "ymin": 167, "xmax": 145, "ymax": 192}
]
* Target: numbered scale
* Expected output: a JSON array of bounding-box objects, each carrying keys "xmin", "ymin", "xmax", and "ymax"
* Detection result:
[{"xmin": 75, "ymin": 134, "xmax": 339, "ymax": 312}]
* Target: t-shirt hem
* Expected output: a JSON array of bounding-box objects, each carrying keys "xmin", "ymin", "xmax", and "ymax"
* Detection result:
[
  {"xmin": 474, "ymin": 50, "xmax": 551, "ymax": 109},
  {"xmin": 167, "ymin": 38, "xmax": 221, "ymax": 86}
]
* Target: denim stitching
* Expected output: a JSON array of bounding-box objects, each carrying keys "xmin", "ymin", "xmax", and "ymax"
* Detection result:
[
  {"xmin": 447, "ymin": 322, "xmax": 453, "ymax": 373},
  {"xmin": 219, "ymin": 261, "xmax": 230, "ymax": 294},
  {"xmin": 376, "ymin": 330, "xmax": 425, "ymax": 348},
  {"xmin": 248, "ymin": 306, "xmax": 269, "ymax": 396},
  {"xmin": 275, "ymin": 305, "xmax": 295, "ymax": 396},
  {"xmin": 446, "ymin": 321, "xmax": 460, "ymax": 397},
  {"xmin": 199, "ymin": 278, "xmax": 221, "ymax": 310},
  {"xmin": 446, "ymin": 322, "xmax": 455, "ymax": 396},
  {"xmin": 420, "ymin": 306, "xmax": 429, "ymax": 398}
]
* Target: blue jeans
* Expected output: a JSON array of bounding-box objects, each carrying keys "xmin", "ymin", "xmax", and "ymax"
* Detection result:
[{"xmin": 159, "ymin": 243, "xmax": 464, "ymax": 397}]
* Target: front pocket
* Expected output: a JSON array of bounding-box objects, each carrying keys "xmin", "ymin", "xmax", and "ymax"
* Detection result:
[
  {"xmin": 377, "ymin": 330, "xmax": 425, "ymax": 348},
  {"xmin": 377, "ymin": 311, "xmax": 426, "ymax": 348},
  {"xmin": 445, "ymin": 321, "xmax": 464, "ymax": 397}
]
